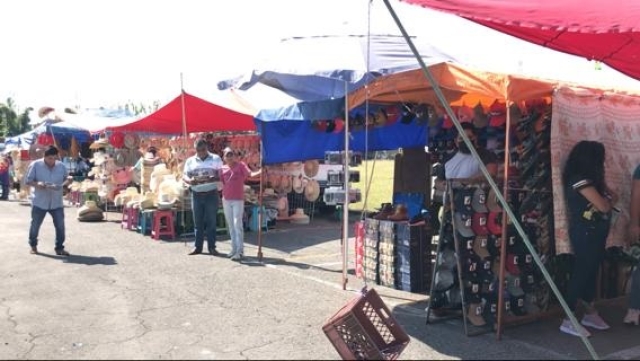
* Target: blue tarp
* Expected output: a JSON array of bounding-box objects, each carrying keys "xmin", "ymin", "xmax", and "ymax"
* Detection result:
[
  {"xmin": 5, "ymin": 121, "xmax": 91, "ymax": 150},
  {"xmin": 218, "ymin": 34, "xmax": 456, "ymax": 102},
  {"xmin": 256, "ymin": 102, "xmax": 428, "ymax": 164}
]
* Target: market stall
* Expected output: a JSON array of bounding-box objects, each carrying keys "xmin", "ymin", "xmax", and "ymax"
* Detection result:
[{"xmin": 346, "ymin": 57, "xmax": 640, "ymax": 342}]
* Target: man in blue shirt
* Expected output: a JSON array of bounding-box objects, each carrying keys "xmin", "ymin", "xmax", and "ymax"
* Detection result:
[
  {"xmin": 183, "ymin": 140, "xmax": 223, "ymax": 256},
  {"xmin": 25, "ymin": 146, "xmax": 73, "ymax": 255}
]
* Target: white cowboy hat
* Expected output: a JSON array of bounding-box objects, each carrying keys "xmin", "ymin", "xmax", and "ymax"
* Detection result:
[{"xmin": 290, "ymin": 208, "xmax": 310, "ymax": 224}]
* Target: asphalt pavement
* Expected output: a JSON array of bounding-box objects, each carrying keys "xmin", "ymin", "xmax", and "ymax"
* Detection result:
[{"xmin": 0, "ymin": 201, "xmax": 637, "ymax": 360}]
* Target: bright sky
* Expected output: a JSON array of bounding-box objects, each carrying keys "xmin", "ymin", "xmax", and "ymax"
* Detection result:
[{"xmin": 2, "ymin": 0, "xmax": 640, "ymax": 112}]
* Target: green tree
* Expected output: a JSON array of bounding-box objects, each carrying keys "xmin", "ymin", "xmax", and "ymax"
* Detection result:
[{"xmin": 0, "ymin": 97, "xmax": 18, "ymax": 138}]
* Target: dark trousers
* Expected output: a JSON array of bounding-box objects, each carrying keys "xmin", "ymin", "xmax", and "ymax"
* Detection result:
[
  {"xmin": 567, "ymin": 225, "xmax": 608, "ymax": 311},
  {"xmin": 29, "ymin": 206, "xmax": 66, "ymax": 250},
  {"xmin": 191, "ymin": 191, "xmax": 219, "ymax": 252}
]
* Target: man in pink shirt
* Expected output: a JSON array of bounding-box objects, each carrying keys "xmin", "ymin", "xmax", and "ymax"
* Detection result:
[{"xmin": 221, "ymin": 148, "xmax": 261, "ymax": 261}]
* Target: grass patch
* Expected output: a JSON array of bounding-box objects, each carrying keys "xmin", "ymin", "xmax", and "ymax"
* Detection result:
[{"xmin": 348, "ymin": 160, "xmax": 394, "ymax": 212}]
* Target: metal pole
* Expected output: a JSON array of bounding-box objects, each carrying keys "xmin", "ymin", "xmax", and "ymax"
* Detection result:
[
  {"xmin": 381, "ymin": 0, "xmax": 599, "ymax": 359},
  {"xmin": 257, "ymin": 134, "xmax": 264, "ymax": 262},
  {"xmin": 342, "ymin": 80, "xmax": 350, "ymax": 291},
  {"xmin": 180, "ymin": 73, "xmax": 188, "ymax": 247},
  {"xmin": 496, "ymin": 102, "xmax": 511, "ymax": 340}
]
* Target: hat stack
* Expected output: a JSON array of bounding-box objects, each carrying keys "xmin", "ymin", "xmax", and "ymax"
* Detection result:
[{"xmin": 77, "ymin": 201, "xmax": 104, "ymax": 222}]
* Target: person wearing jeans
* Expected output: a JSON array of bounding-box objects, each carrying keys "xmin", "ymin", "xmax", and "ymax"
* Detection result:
[
  {"xmin": 221, "ymin": 148, "xmax": 261, "ymax": 261},
  {"xmin": 25, "ymin": 146, "xmax": 72, "ymax": 256},
  {"xmin": 625, "ymin": 164, "xmax": 640, "ymax": 325},
  {"xmin": 182, "ymin": 139, "xmax": 223, "ymax": 256},
  {"xmin": 561, "ymin": 141, "xmax": 617, "ymax": 337}
]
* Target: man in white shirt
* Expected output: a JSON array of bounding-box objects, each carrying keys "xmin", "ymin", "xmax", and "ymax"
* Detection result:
[
  {"xmin": 182, "ymin": 140, "xmax": 223, "ymax": 256},
  {"xmin": 445, "ymin": 123, "xmax": 498, "ymax": 180}
]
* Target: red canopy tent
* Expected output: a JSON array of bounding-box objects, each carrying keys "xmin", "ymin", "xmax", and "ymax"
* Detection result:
[
  {"xmin": 401, "ymin": 0, "xmax": 640, "ymax": 81},
  {"xmin": 105, "ymin": 92, "xmax": 256, "ymax": 134}
]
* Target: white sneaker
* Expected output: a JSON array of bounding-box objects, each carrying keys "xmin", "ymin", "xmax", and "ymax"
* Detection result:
[
  {"xmin": 231, "ymin": 254, "xmax": 243, "ymax": 261},
  {"xmin": 228, "ymin": 252, "xmax": 237, "ymax": 258},
  {"xmin": 560, "ymin": 319, "xmax": 592, "ymax": 337},
  {"xmin": 581, "ymin": 313, "xmax": 610, "ymax": 330}
]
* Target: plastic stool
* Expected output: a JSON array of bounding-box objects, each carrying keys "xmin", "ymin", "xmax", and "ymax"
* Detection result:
[
  {"xmin": 152, "ymin": 210, "xmax": 176, "ymax": 240},
  {"xmin": 216, "ymin": 209, "xmax": 228, "ymax": 235},
  {"xmin": 121, "ymin": 204, "xmax": 131, "ymax": 229},
  {"xmin": 126, "ymin": 206, "xmax": 139, "ymax": 230},
  {"xmin": 69, "ymin": 191, "xmax": 81, "ymax": 207},
  {"xmin": 138, "ymin": 209, "xmax": 155, "ymax": 235}
]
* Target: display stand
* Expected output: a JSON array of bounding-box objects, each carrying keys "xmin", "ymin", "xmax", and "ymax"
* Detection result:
[{"xmin": 425, "ymin": 180, "xmax": 494, "ymax": 337}]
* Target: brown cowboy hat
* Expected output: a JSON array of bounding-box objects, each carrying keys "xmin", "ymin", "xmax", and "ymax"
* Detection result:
[
  {"xmin": 304, "ymin": 179, "xmax": 320, "ymax": 202},
  {"xmin": 303, "ymin": 160, "xmax": 320, "ymax": 178}
]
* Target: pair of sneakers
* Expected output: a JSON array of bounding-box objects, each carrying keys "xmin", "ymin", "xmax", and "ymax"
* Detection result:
[
  {"xmin": 228, "ymin": 251, "xmax": 243, "ymax": 261},
  {"xmin": 560, "ymin": 313, "xmax": 610, "ymax": 337}
]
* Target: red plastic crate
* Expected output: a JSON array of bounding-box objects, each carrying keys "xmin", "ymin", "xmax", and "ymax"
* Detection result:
[{"xmin": 323, "ymin": 288, "xmax": 410, "ymax": 360}]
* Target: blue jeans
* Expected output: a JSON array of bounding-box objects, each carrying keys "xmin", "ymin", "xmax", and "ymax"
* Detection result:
[
  {"xmin": 191, "ymin": 191, "xmax": 219, "ymax": 252},
  {"xmin": 29, "ymin": 206, "xmax": 66, "ymax": 250},
  {"xmin": 223, "ymin": 199, "xmax": 245, "ymax": 256}
]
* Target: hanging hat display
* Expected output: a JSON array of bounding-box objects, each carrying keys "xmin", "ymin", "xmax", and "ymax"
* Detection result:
[
  {"xmin": 77, "ymin": 201, "xmax": 104, "ymax": 222},
  {"xmin": 304, "ymin": 179, "xmax": 320, "ymax": 202},
  {"xmin": 122, "ymin": 133, "xmax": 139, "ymax": 150},
  {"xmin": 37, "ymin": 133, "xmax": 54, "ymax": 146},
  {"xmin": 109, "ymin": 132, "xmax": 125, "ymax": 149},
  {"xmin": 303, "ymin": 160, "xmax": 319, "ymax": 178}
]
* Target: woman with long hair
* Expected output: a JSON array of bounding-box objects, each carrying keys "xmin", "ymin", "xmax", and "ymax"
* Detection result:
[
  {"xmin": 560, "ymin": 140, "xmax": 617, "ymax": 337},
  {"xmin": 220, "ymin": 148, "xmax": 261, "ymax": 261}
]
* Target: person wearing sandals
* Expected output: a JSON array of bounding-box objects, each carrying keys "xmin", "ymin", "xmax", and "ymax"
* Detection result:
[
  {"xmin": 561, "ymin": 141, "xmax": 618, "ymax": 337},
  {"xmin": 625, "ymin": 164, "xmax": 640, "ymax": 325},
  {"xmin": 25, "ymin": 146, "xmax": 73, "ymax": 256},
  {"xmin": 220, "ymin": 148, "xmax": 261, "ymax": 261}
]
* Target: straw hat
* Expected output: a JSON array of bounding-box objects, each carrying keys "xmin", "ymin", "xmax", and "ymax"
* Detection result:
[
  {"xmin": 150, "ymin": 164, "xmax": 171, "ymax": 193},
  {"xmin": 292, "ymin": 175, "xmax": 304, "ymax": 194},
  {"xmin": 263, "ymin": 188, "xmax": 277, "ymax": 197},
  {"xmin": 124, "ymin": 133, "xmax": 140, "ymax": 149},
  {"xmin": 303, "ymin": 160, "xmax": 319, "ymax": 178},
  {"xmin": 114, "ymin": 149, "xmax": 128, "ymax": 167},
  {"xmin": 290, "ymin": 208, "xmax": 310, "ymax": 225},
  {"xmin": 282, "ymin": 175, "xmax": 292, "ymax": 194},
  {"xmin": 157, "ymin": 193, "xmax": 176, "ymax": 210},
  {"xmin": 140, "ymin": 192, "xmax": 157, "ymax": 210},
  {"xmin": 77, "ymin": 200, "xmax": 104, "ymax": 222},
  {"xmin": 89, "ymin": 138, "xmax": 110, "ymax": 150},
  {"xmin": 88, "ymin": 166, "xmax": 101, "ymax": 177},
  {"xmin": 270, "ymin": 174, "xmax": 281, "ymax": 189},
  {"xmin": 304, "ymin": 179, "xmax": 320, "ymax": 202}
]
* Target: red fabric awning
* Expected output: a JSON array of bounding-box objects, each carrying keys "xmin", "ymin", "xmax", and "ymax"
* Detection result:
[
  {"xmin": 106, "ymin": 92, "xmax": 256, "ymax": 134},
  {"xmin": 401, "ymin": 0, "xmax": 640, "ymax": 81}
]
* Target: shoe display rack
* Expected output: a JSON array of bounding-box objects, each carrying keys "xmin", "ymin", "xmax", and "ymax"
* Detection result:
[{"xmin": 361, "ymin": 217, "xmax": 435, "ymax": 293}]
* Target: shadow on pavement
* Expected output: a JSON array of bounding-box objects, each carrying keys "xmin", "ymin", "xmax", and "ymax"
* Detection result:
[
  {"xmin": 38, "ymin": 253, "xmax": 118, "ymax": 266},
  {"xmin": 238, "ymin": 256, "xmax": 355, "ymax": 275},
  {"xmin": 242, "ymin": 213, "xmax": 359, "ymax": 255}
]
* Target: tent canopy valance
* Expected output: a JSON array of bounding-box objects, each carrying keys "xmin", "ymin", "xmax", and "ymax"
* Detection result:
[
  {"xmin": 401, "ymin": 0, "xmax": 640, "ymax": 81},
  {"xmin": 347, "ymin": 62, "xmax": 640, "ymax": 110},
  {"xmin": 103, "ymin": 92, "xmax": 256, "ymax": 135}
]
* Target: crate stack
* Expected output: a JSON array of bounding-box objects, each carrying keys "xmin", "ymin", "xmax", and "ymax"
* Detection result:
[
  {"xmin": 378, "ymin": 221, "xmax": 397, "ymax": 288},
  {"xmin": 394, "ymin": 223, "xmax": 433, "ymax": 293},
  {"xmin": 363, "ymin": 218, "xmax": 380, "ymax": 285}
]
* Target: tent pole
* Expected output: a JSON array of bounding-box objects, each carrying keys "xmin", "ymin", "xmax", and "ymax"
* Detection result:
[
  {"xmin": 381, "ymin": 1, "xmax": 599, "ymax": 359},
  {"xmin": 257, "ymin": 131, "xmax": 264, "ymax": 262},
  {"xmin": 180, "ymin": 73, "xmax": 188, "ymax": 247},
  {"xmin": 342, "ymin": 80, "xmax": 350, "ymax": 291},
  {"xmin": 496, "ymin": 98, "xmax": 512, "ymax": 340}
]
